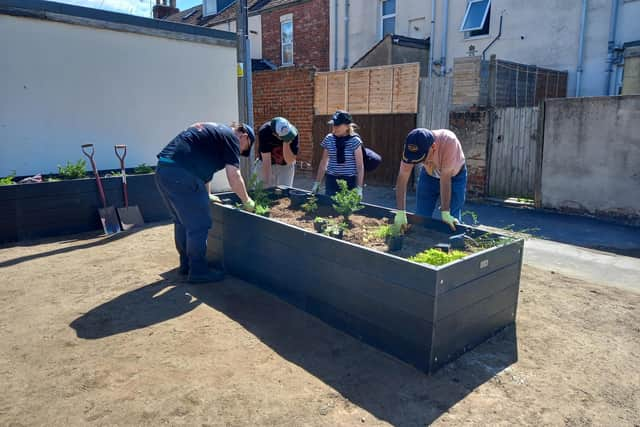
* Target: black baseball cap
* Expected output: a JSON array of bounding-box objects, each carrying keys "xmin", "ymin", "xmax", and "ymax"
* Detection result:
[
  {"xmin": 328, "ymin": 110, "xmax": 353, "ymax": 126},
  {"xmin": 239, "ymin": 123, "xmax": 255, "ymax": 157},
  {"xmin": 402, "ymin": 128, "xmax": 434, "ymax": 164}
]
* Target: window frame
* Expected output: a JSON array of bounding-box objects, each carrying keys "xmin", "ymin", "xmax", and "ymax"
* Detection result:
[
  {"xmin": 379, "ymin": 0, "xmax": 396, "ymax": 39},
  {"xmin": 459, "ymin": 0, "xmax": 491, "ymax": 32},
  {"xmin": 280, "ymin": 16, "xmax": 294, "ymax": 67}
]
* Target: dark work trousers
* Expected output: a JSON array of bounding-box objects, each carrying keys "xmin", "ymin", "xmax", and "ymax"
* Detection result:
[
  {"xmin": 155, "ymin": 164, "xmax": 212, "ymax": 276},
  {"xmin": 325, "ymin": 174, "xmax": 357, "ymax": 197}
]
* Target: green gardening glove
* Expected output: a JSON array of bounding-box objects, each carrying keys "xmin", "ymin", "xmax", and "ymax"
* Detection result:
[
  {"xmin": 209, "ymin": 194, "xmax": 222, "ymax": 203},
  {"xmin": 394, "ymin": 210, "xmax": 408, "ymax": 227},
  {"xmin": 441, "ymin": 211, "xmax": 459, "ymax": 231},
  {"xmin": 243, "ymin": 198, "xmax": 256, "ymax": 212}
]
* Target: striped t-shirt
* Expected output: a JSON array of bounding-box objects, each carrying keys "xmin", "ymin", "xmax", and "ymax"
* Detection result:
[{"xmin": 321, "ymin": 133, "xmax": 362, "ymax": 176}]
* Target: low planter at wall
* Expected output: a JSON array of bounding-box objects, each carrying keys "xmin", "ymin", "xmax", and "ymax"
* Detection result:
[
  {"xmin": 0, "ymin": 173, "xmax": 170, "ymax": 243},
  {"xmin": 207, "ymin": 189, "xmax": 524, "ymax": 374}
]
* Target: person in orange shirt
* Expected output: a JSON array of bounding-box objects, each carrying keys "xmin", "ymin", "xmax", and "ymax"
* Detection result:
[{"xmin": 394, "ymin": 128, "xmax": 467, "ymax": 231}]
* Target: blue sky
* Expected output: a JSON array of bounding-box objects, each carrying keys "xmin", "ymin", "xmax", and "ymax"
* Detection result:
[{"xmin": 51, "ymin": 0, "xmax": 202, "ymax": 17}]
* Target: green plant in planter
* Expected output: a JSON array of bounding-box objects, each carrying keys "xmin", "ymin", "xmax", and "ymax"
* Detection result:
[
  {"xmin": 254, "ymin": 203, "xmax": 270, "ymax": 216},
  {"xmin": 322, "ymin": 219, "xmax": 348, "ymax": 239},
  {"xmin": 133, "ymin": 163, "xmax": 154, "ymax": 174},
  {"xmin": 331, "ymin": 179, "xmax": 363, "ymax": 222},
  {"xmin": 57, "ymin": 160, "xmax": 87, "ymax": 180},
  {"xmin": 409, "ymin": 248, "xmax": 466, "ymax": 266},
  {"xmin": 247, "ymin": 173, "xmax": 271, "ymax": 208},
  {"xmin": 107, "ymin": 170, "xmax": 122, "ymax": 177},
  {"xmin": 375, "ymin": 223, "xmax": 405, "ymax": 239},
  {"xmin": 301, "ymin": 195, "xmax": 318, "ymax": 215},
  {"xmin": 0, "ymin": 171, "xmax": 16, "ymax": 186}
]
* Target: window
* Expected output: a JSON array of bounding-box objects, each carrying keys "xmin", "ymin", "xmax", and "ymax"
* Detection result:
[
  {"xmin": 460, "ymin": 0, "xmax": 491, "ymax": 37},
  {"xmin": 380, "ymin": 0, "xmax": 396, "ymax": 38},
  {"xmin": 202, "ymin": 0, "xmax": 234, "ymax": 17},
  {"xmin": 281, "ymin": 16, "xmax": 293, "ymax": 66}
]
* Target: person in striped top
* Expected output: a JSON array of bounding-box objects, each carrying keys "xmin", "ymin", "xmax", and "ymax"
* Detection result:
[{"xmin": 311, "ymin": 110, "xmax": 365, "ymax": 197}]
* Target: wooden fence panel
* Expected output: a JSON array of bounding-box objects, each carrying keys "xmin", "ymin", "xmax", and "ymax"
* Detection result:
[
  {"xmin": 417, "ymin": 76, "xmax": 452, "ymax": 130},
  {"xmin": 314, "ymin": 63, "xmax": 420, "ymax": 116},
  {"xmin": 314, "ymin": 73, "xmax": 328, "ymax": 115},
  {"xmin": 368, "ymin": 67, "xmax": 394, "ymax": 113},
  {"xmin": 327, "ymin": 71, "xmax": 347, "ymax": 113},
  {"xmin": 312, "ymin": 114, "xmax": 417, "ymax": 186},
  {"xmin": 488, "ymin": 106, "xmax": 540, "ymax": 199},
  {"xmin": 347, "ymin": 69, "xmax": 370, "ymax": 114}
]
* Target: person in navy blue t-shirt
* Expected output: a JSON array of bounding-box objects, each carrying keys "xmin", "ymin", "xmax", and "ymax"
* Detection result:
[{"xmin": 156, "ymin": 122, "xmax": 255, "ymax": 284}]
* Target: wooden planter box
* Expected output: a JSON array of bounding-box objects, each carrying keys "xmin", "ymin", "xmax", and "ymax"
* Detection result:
[
  {"xmin": 0, "ymin": 173, "xmax": 170, "ymax": 243},
  {"xmin": 208, "ymin": 189, "xmax": 524, "ymax": 374}
]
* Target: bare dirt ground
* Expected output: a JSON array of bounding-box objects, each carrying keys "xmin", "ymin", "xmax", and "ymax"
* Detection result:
[{"xmin": 0, "ymin": 223, "xmax": 638, "ymax": 427}]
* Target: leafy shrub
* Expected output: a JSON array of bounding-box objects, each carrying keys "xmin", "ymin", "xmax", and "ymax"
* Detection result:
[
  {"xmin": 133, "ymin": 163, "xmax": 154, "ymax": 174},
  {"xmin": 57, "ymin": 160, "xmax": 87, "ymax": 180},
  {"xmin": 331, "ymin": 180, "xmax": 363, "ymax": 221},
  {"xmin": 0, "ymin": 171, "xmax": 16, "ymax": 186},
  {"xmin": 301, "ymin": 195, "xmax": 318, "ymax": 215}
]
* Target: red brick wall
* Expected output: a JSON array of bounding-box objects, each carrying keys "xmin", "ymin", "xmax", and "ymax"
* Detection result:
[
  {"xmin": 449, "ymin": 110, "xmax": 490, "ymax": 199},
  {"xmin": 252, "ymin": 67, "xmax": 316, "ymax": 167},
  {"xmin": 261, "ymin": 0, "xmax": 330, "ymax": 71}
]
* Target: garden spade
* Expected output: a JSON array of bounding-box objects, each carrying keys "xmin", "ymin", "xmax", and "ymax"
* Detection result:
[
  {"xmin": 114, "ymin": 145, "xmax": 144, "ymax": 230},
  {"xmin": 82, "ymin": 144, "xmax": 121, "ymax": 235}
]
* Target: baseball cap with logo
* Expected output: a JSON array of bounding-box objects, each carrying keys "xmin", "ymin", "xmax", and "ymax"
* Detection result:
[
  {"xmin": 402, "ymin": 128, "xmax": 434, "ymax": 164},
  {"xmin": 328, "ymin": 110, "xmax": 353, "ymax": 126},
  {"xmin": 270, "ymin": 117, "xmax": 298, "ymax": 142}
]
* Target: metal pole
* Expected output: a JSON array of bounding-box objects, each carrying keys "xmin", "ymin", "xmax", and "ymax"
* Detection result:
[
  {"xmin": 429, "ymin": 0, "xmax": 435, "ymax": 78},
  {"xmin": 441, "ymin": 0, "xmax": 449, "ymax": 74},
  {"xmin": 576, "ymin": 0, "xmax": 588, "ymax": 97},
  {"xmin": 237, "ymin": 0, "xmax": 251, "ymax": 179}
]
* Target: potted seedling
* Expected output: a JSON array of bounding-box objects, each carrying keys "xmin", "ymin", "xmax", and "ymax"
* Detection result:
[
  {"xmin": 301, "ymin": 194, "xmax": 318, "ymax": 215},
  {"xmin": 314, "ymin": 216, "xmax": 329, "ymax": 233},
  {"xmin": 323, "ymin": 219, "xmax": 347, "ymax": 240},
  {"xmin": 289, "ymin": 189, "xmax": 308, "ymax": 209},
  {"xmin": 376, "ymin": 223, "xmax": 406, "ymax": 251}
]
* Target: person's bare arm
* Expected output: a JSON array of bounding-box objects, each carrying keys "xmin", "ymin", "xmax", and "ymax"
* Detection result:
[
  {"xmin": 355, "ymin": 146, "xmax": 365, "ymax": 188},
  {"xmin": 225, "ymin": 165, "xmax": 250, "ymax": 203},
  {"xmin": 439, "ymin": 171, "xmax": 454, "ymax": 211},
  {"xmin": 395, "ymin": 162, "xmax": 414, "ymax": 211},
  {"xmin": 315, "ymin": 149, "xmax": 329, "ymax": 183},
  {"xmin": 260, "ymin": 153, "xmax": 273, "ymax": 186},
  {"xmin": 282, "ymin": 143, "xmax": 297, "ymax": 165}
]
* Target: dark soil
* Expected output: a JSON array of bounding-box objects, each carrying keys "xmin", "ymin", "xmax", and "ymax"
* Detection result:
[{"xmin": 267, "ymin": 198, "xmax": 490, "ymax": 259}]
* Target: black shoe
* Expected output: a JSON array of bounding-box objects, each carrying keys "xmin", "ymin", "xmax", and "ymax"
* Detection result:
[{"xmin": 188, "ymin": 269, "xmax": 225, "ymax": 284}]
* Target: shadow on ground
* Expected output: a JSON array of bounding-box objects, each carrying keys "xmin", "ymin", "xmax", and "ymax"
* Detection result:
[
  {"xmin": 70, "ymin": 272, "xmax": 518, "ymax": 426},
  {"xmin": 0, "ymin": 222, "xmax": 170, "ymax": 269}
]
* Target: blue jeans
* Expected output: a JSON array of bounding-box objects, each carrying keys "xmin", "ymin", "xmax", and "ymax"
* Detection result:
[
  {"xmin": 416, "ymin": 165, "xmax": 467, "ymax": 221},
  {"xmin": 325, "ymin": 174, "xmax": 357, "ymax": 197},
  {"xmin": 155, "ymin": 164, "xmax": 212, "ymax": 275}
]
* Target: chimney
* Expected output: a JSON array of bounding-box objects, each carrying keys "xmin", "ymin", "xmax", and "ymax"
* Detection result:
[{"xmin": 153, "ymin": 0, "xmax": 179, "ymax": 19}]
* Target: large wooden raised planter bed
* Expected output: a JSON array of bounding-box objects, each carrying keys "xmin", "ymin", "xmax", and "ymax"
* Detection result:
[
  {"xmin": 207, "ymin": 188, "xmax": 523, "ymax": 374},
  {"xmin": 0, "ymin": 173, "xmax": 170, "ymax": 243}
]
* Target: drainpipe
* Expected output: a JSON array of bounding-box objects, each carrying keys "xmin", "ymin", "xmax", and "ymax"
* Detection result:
[
  {"xmin": 429, "ymin": 0, "xmax": 435, "ymax": 77},
  {"xmin": 482, "ymin": 12, "xmax": 503, "ymax": 60},
  {"xmin": 440, "ymin": 0, "xmax": 449, "ymax": 74},
  {"xmin": 333, "ymin": 0, "xmax": 339, "ymax": 70},
  {"xmin": 343, "ymin": 0, "xmax": 350, "ymax": 69},
  {"xmin": 605, "ymin": 0, "xmax": 620, "ymax": 95},
  {"xmin": 576, "ymin": 0, "xmax": 588, "ymax": 97}
]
